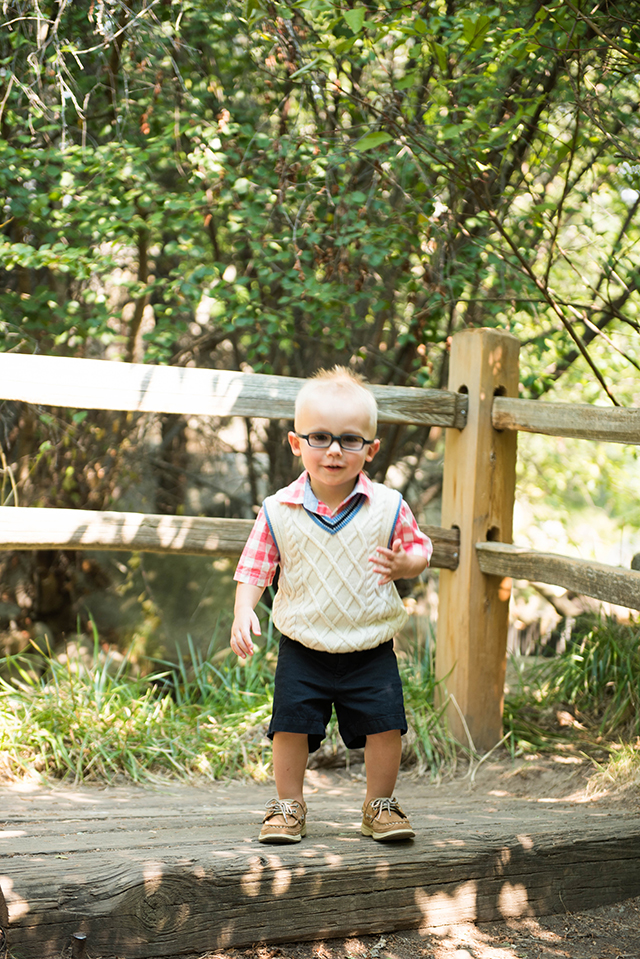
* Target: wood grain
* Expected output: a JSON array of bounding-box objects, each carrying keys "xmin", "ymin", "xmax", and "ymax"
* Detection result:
[
  {"xmin": 476, "ymin": 542, "xmax": 640, "ymax": 611},
  {"xmin": 493, "ymin": 396, "xmax": 640, "ymax": 445},
  {"xmin": 0, "ymin": 353, "xmax": 468, "ymax": 428},
  {"xmin": 2, "ymin": 782, "xmax": 639, "ymax": 959},
  {"xmin": 436, "ymin": 329, "xmax": 520, "ymax": 751},
  {"xmin": 0, "ymin": 506, "xmax": 460, "ymax": 570}
]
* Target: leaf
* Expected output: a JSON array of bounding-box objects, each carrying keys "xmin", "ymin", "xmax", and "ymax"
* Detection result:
[
  {"xmin": 334, "ymin": 37, "xmax": 356, "ymax": 55},
  {"xmin": 429, "ymin": 40, "xmax": 448, "ymax": 74},
  {"xmin": 344, "ymin": 8, "xmax": 366, "ymax": 34},
  {"xmin": 396, "ymin": 71, "xmax": 418, "ymax": 91},
  {"xmin": 354, "ymin": 131, "xmax": 393, "ymax": 152},
  {"xmin": 245, "ymin": 0, "xmax": 268, "ymax": 21},
  {"xmin": 462, "ymin": 15, "xmax": 492, "ymax": 52}
]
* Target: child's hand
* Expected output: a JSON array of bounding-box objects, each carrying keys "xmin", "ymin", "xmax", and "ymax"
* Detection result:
[
  {"xmin": 369, "ymin": 538, "xmax": 427, "ymax": 585},
  {"xmin": 230, "ymin": 583, "xmax": 265, "ymax": 659},
  {"xmin": 230, "ymin": 607, "xmax": 261, "ymax": 659}
]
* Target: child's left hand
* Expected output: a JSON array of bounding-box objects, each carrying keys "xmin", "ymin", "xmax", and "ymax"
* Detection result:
[{"xmin": 369, "ymin": 538, "xmax": 427, "ymax": 584}]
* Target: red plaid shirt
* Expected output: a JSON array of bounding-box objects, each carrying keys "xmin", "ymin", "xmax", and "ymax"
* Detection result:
[{"xmin": 234, "ymin": 471, "xmax": 433, "ymax": 587}]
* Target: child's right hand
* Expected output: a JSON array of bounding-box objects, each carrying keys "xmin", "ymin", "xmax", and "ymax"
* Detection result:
[{"xmin": 230, "ymin": 607, "xmax": 261, "ymax": 659}]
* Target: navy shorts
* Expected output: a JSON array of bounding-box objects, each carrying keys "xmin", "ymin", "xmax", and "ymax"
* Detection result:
[{"xmin": 267, "ymin": 636, "xmax": 407, "ymax": 752}]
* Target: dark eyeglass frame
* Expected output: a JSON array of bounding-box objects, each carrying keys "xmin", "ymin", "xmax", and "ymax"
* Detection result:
[{"xmin": 295, "ymin": 431, "xmax": 376, "ymax": 452}]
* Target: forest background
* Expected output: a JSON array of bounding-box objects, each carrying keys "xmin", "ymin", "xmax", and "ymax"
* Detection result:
[{"xmin": 0, "ymin": 0, "xmax": 639, "ymax": 782}]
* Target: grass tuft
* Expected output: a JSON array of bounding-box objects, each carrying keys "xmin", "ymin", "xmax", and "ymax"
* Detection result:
[
  {"xmin": 399, "ymin": 624, "xmax": 459, "ymax": 777},
  {"xmin": 6, "ymin": 610, "xmax": 638, "ymax": 788},
  {"xmin": 504, "ymin": 614, "xmax": 640, "ymax": 761},
  {"xmin": 588, "ymin": 740, "xmax": 640, "ymax": 795},
  {"xmin": 0, "ymin": 616, "xmax": 278, "ymax": 784},
  {"xmin": 0, "ymin": 613, "xmax": 457, "ymax": 785}
]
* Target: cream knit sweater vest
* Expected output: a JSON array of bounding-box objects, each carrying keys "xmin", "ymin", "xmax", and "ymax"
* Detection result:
[{"xmin": 264, "ymin": 483, "xmax": 408, "ymax": 653}]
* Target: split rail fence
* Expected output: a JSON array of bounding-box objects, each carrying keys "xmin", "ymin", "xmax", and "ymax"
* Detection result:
[{"xmin": 1, "ymin": 328, "xmax": 639, "ymax": 751}]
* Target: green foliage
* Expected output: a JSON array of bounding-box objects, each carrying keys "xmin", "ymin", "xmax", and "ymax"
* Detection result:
[
  {"xmin": 1, "ymin": 2, "xmax": 638, "ymax": 660},
  {"xmin": 400, "ymin": 624, "xmax": 459, "ymax": 775},
  {"xmin": 505, "ymin": 615, "xmax": 640, "ymax": 755},
  {"xmin": 0, "ymin": 614, "xmax": 455, "ymax": 784},
  {"xmin": 539, "ymin": 616, "xmax": 640, "ymax": 738},
  {"xmin": 589, "ymin": 741, "xmax": 640, "ymax": 796},
  {"xmin": 0, "ymin": 621, "xmax": 277, "ymax": 783},
  {"xmin": 2, "ymin": 0, "xmax": 638, "ymax": 395},
  {"xmin": 4, "ymin": 607, "xmax": 640, "ymax": 787}
]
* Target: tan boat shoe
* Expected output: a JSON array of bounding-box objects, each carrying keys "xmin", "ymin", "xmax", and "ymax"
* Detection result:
[
  {"xmin": 259, "ymin": 798, "xmax": 307, "ymax": 844},
  {"xmin": 361, "ymin": 797, "xmax": 415, "ymax": 841}
]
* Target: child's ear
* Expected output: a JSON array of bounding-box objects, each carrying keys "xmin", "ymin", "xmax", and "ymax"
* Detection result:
[
  {"xmin": 364, "ymin": 438, "xmax": 380, "ymax": 462},
  {"xmin": 288, "ymin": 430, "xmax": 302, "ymax": 456}
]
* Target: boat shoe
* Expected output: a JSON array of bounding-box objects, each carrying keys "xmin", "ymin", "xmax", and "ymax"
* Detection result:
[
  {"xmin": 259, "ymin": 798, "xmax": 307, "ymax": 844},
  {"xmin": 361, "ymin": 797, "xmax": 415, "ymax": 841}
]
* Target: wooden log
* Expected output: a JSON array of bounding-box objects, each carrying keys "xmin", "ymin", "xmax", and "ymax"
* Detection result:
[
  {"xmin": 493, "ymin": 396, "xmax": 640, "ymax": 445},
  {"xmin": 0, "ymin": 353, "xmax": 467, "ymax": 428},
  {"xmin": 0, "ymin": 507, "xmax": 460, "ymax": 570},
  {"xmin": 476, "ymin": 542, "xmax": 640, "ymax": 611},
  {"xmin": 2, "ymin": 775, "xmax": 639, "ymax": 959},
  {"xmin": 436, "ymin": 329, "xmax": 520, "ymax": 752},
  {"xmin": 3, "ymin": 818, "xmax": 640, "ymax": 958}
]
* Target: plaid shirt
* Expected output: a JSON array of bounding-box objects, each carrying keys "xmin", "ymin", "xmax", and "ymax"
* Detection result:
[{"xmin": 234, "ymin": 471, "xmax": 433, "ymax": 587}]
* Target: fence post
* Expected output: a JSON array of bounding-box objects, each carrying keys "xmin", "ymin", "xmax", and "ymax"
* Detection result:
[{"xmin": 435, "ymin": 328, "xmax": 520, "ymax": 753}]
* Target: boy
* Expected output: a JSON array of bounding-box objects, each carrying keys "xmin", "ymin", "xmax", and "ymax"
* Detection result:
[{"xmin": 230, "ymin": 367, "xmax": 432, "ymax": 844}]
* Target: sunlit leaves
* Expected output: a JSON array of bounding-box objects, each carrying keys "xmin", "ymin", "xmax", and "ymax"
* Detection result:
[
  {"xmin": 1, "ymin": 0, "xmax": 639, "ymax": 402},
  {"xmin": 354, "ymin": 131, "xmax": 394, "ymax": 151}
]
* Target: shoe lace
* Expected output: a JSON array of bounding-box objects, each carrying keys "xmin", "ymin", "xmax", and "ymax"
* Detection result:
[
  {"xmin": 369, "ymin": 797, "xmax": 403, "ymax": 820},
  {"xmin": 264, "ymin": 798, "xmax": 301, "ymax": 823}
]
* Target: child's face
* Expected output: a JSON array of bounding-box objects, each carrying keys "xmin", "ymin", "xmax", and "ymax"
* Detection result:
[{"xmin": 288, "ymin": 387, "xmax": 380, "ymax": 504}]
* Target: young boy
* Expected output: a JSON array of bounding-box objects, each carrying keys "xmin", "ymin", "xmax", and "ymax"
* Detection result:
[{"xmin": 230, "ymin": 367, "xmax": 432, "ymax": 844}]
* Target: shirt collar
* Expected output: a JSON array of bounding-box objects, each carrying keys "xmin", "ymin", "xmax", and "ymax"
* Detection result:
[{"xmin": 274, "ymin": 470, "xmax": 373, "ymax": 510}]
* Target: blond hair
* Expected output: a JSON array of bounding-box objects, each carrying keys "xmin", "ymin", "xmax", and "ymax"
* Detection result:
[{"xmin": 294, "ymin": 366, "xmax": 378, "ymax": 433}]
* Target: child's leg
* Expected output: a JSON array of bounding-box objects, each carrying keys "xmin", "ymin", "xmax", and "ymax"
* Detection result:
[
  {"xmin": 361, "ymin": 729, "xmax": 414, "ymax": 840},
  {"xmin": 259, "ymin": 732, "xmax": 309, "ymax": 844},
  {"xmin": 363, "ymin": 728, "xmax": 402, "ymax": 804},
  {"xmin": 272, "ymin": 731, "xmax": 309, "ymax": 803}
]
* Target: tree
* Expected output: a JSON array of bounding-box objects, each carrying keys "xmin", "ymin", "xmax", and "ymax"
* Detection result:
[{"xmin": 1, "ymin": 0, "xmax": 638, "ymax": 508}]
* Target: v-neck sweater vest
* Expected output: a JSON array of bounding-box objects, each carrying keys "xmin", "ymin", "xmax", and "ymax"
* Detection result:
[{"xmin": 263, "ymin": 483, "xmax": 408, "ymax": 653}]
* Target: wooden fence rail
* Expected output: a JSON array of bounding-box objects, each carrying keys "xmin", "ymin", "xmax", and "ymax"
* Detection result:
[
  {"xmin": 0, "ymin": 507, "xmax": 460, "ymax": 571},
  {"xmin": 1, "ymin": 334, "xmax": 639, "ymax": 750},
  {"xmin": 0, "ymin": 352, "xmax": 468, "ymax": 427},
  {"xmin": 493, "ymin": 396, "xmax": 640, "ymax": 445},
  {"xmin": 476, "ymin": 542, "xmax": 640, "ymax": 613}
]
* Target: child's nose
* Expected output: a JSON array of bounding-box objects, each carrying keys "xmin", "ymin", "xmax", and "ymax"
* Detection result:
[{"xmin": 327, "ymin": 439, "xmax": 342, "ymax": 453}]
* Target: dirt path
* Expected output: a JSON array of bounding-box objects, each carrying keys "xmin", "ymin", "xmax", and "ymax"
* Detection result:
[{"xmin": 207, "ymin": 897, "xmax": 640, "ymax": 959}]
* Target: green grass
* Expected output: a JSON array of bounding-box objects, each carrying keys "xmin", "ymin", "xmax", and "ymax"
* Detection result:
[
  {"xmin": 0, "ymin": 614, "xmax": 456, "ymax": 785},
  {"xmin": 399, "ymin": 625, "xmax": 459, "ymax": 776},
  {"xmin": 0, "ymin": 619, "xmax": 278, "ymax": 784},
  {"xmin": 4, "ymin": 611, "xmax": 639, "ymax": 788},
  {"xmin": 504, "ymin": 614, "xmax": 640, "ymax": 761}
]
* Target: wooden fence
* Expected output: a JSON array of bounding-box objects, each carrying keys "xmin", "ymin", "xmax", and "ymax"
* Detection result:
[{"xmin": 1, "ymin": 328, "xmax": 639, "ymax": 751}]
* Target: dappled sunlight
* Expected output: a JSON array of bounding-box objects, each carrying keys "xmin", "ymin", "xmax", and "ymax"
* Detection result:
[
  {"xmin": 416, "ymin": 881, "xmax": 479, "ymax": 928},
  {"xmin": 0, "ymin": 503, "xmax": 256, "ymax": 555},
  {"xmin": 2, "ymin": 779, "xmax": 142, "ymax": 805},
  {"xmin": 0, "ymin": 876, "xmax": 29, "ymax": 922},
  {"xmin": 497, "ymin": 883, "xmax": 532, "ymax": 920}
]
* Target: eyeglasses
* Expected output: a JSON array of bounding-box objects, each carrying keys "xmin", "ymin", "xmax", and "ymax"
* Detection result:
[{"xmin": 295, "ymin": 431, "xmax": 376, "ymax": 452}]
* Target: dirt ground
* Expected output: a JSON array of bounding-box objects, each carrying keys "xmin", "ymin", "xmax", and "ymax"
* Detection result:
[{"xmin": 207, "ymin": 898, "xmax": 640, "ymax": 959}]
